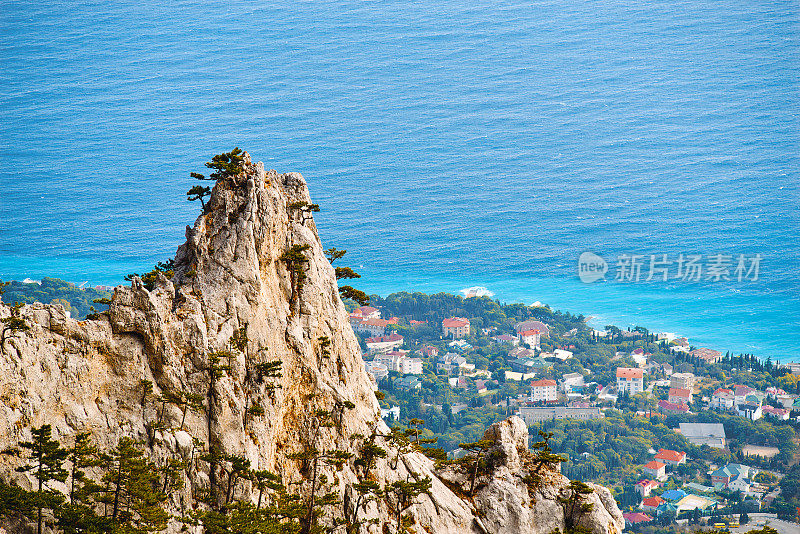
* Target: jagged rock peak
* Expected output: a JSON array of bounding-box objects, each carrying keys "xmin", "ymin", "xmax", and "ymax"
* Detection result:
[{"xmin": 0, "ymin": 152, "xmax": 623, "ymax": 534}]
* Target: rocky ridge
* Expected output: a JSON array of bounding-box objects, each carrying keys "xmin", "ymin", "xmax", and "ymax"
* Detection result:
[{"xmin": 0, "ymin": 152, "xmax": 623, "ymax": 534}]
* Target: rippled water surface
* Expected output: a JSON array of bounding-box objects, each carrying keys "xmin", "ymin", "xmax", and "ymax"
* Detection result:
[{"xmin": 1, "ymin": 0, "xmax": 798, "ymax": 357}]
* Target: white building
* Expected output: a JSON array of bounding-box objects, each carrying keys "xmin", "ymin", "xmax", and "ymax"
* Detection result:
[
  {"xmin": 381, "ymin": 405, "xmax": 400, "ymax": 421},
  {"xmin": 363, "ymin": 360, "xmax": 389, "ymax": 382},
  {"xmin": 710, "ymin": 388, "xmax": 735, "ymax": 410},
  {"xmin": 399, "ymin": 357, "xmax": 423, "ymax": 375},
  {"xmin": 372, "ymin": 350, "xmax": 423, "ymax": 375},
  {"xmin": 365, "ymin": 332, "xmax": 404, "ymax": 354},
  {"xmin": 350, "ymin": 306, "xmax": 381, "ymax": 320},
  {"xmin": 351, "ymin": 318, "xmax": 391, "ymax": 337},
  {"xmin": 518, "ymin": 330, "xmax": 541, "ymax": 348},
  {"xmin": 561, "ymin": 372, "xmax": 586, "ymax": 393},
  {"xmin": 553, "ymin": 349, "xmax": 573, "ymax": 361},
  {"xmin": 616, "ymin": 367, "xmax": 644, "ymax": 394},
  {"xmin": 530, "ymin": 379, "xmax": 558, "ymax": 402}
]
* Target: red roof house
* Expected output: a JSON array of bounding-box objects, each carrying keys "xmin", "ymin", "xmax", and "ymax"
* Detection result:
[
  {"xmin": 657, "ymin": 399, "xmax": 690, "ymax": 414},
  {"xmin": 442, "ymin": 317, "xmax": 470, "ymax": 338},
  {"xmin": 668, "ymin": 388, "xmax": 692, "ymax": 405},
  {"xmin": 642, "ymin": 460, "xmax": 667, "ymax": 481},
  {"xmin": 641, "ymin": 496, "xmax": 664, "ymax": 511},
  {"xmin": 623, "ymin": 512, "xmax": 653, "ymax": 525},
  {"xmin": 654, "ymin": 449, "xmax": 686, "ymax": 466},
  {"xmin": 635, "ymin": 479, "xmax": 660, "ymax": 497}
]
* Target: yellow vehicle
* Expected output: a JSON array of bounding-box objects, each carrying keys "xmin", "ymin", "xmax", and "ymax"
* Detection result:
[
  {"xmin": 713, "ymin": 523, "xmax": 726, "ymax": 529},
  {"xmin": 729, "ymin": 523, "xmax": 739, "ymax": 528}
]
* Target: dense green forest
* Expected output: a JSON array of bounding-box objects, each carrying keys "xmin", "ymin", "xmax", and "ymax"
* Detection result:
[{"xmin": 1, "ymin": 277, "xmax": 112, "ymax": 319}]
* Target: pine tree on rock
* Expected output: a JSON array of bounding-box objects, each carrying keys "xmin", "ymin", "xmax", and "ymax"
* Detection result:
[{"xmin": 16, "ymin": 424, "xmax": 69, "ymax": 534}]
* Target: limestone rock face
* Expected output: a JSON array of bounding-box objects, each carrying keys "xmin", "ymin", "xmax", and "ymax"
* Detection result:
[{"xmin": 0, "ymin": 153, "xmax": 623, "ymax": 534}]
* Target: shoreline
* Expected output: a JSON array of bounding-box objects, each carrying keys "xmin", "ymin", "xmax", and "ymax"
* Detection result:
[{"xmin": 3, "ymin": 273, "xmax": 797, "ymax": 363}]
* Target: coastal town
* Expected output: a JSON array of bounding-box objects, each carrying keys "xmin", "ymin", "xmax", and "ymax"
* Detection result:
[{"xmin": 351, "ymin": 295, "xmax": 800, "ymax": 533}]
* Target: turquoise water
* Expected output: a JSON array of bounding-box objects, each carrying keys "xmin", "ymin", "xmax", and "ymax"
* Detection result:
[{"xmin": 1, "ymin": 1, "xmax": 798, "ymax": 358}]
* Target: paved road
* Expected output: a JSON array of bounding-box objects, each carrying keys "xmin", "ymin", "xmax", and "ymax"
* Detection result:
[{"xmin": 728, "ymin": 513, "xmax": 800, "ymax": 534}]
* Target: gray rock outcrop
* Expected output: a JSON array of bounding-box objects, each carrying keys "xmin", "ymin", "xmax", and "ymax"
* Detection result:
[{"xmin": 0, "ymin": 153, "xmax": 623, "ymax": 534}]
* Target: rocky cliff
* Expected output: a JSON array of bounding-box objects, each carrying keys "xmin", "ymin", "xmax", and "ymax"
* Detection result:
[{"xmin": 0, "ymin": 152, "xmax": 623, "ymax": 534}]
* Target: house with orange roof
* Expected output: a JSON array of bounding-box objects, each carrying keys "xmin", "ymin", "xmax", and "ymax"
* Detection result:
[
  {"xmin": 350, "ymin": 306, "xmax": 381, "ymax": 320},
  {"xmin": 530, "ymin": 379, "xmax": 558, "ymax": 403},
  {"xmin": 442, "ymin": 317, "xmax": 470, "ymax": 339},
  {"xmin": 642, "ymin": 460, "xmax": 667, "ymax": 481},
  {"xmin": 518, "ymin": 329, "xmax": 541, "ymax": 348},
  {"xmin": 668, "ymin": 387, "xmax": 692, "ymax": 405},
  {"xmin": 616, "ymin": 367, "xmax": 644, "ymax": 394},
  {"xmin": 420, "ymin": 345, "xmax": 439, "ymax": 358},
  {"xmin": 658, "ymin": 399, "xmax": 690, "ymax": 414},
  {"xmin": 641, "ymin": 496, "xmax": 664, "ymax": 512},
  {"xmin": 635, "ymin": 479, "xmax": 660, "ymax": 497},
  {"xmin": 622, "ymin": 512, "xmax": 652, "ymax": 525},
  {"xmin": 514, "ymin": 320, "xmax": 550, "ymax": 338},
  {"xmin": 654, "ymin": 449, "xmax": 686, "ymax": 466},
  {"xmin": 711, "ymin": 387, "xmax": 735, "ymax": 410}
]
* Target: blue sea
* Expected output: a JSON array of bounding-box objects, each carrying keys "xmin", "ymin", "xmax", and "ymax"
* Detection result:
[{"xmin": 1, "ymin": 1, "xmax": 798, "ymax": 359}]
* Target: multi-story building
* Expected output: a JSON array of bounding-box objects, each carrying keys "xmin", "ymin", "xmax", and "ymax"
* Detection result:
[
  {"xmin": 616, "ymin": 367, "xmax": 644, "ymax": 394},
  {"xmin": 363, "ymin": 360, "xmax": 388, "ymax": 382},
  {"xmin": 636, "ymin": 479, "xmax": 660, "ymax": 498},
  {"xmin": 517, "ymin": 406, "xmax": 603, "ymax": 424},
  {"xmin": 442, "ymin": 317, "xmax": 470, "ymax": 338},
  {"xmin": 529, "ymin": 379, "xmax": 558, "ymax": 403},
  {"xmin": 351, "ymin": 318, "xmax": 391, "ymax": 337},
  {"xmin": 518, "ymin": 329, "xmax": 541, "ymax": 348},
  {"xmin": 642, "ymin": 460, "xmax": 667, "ymax": 481},
  {"xmin": 670, "ymin": 373, "xmax": 695, "ymax": 390},
  {"xmin": 398, "ymin": 356, "xmax": 423, "ymax": 375},
  {"xmin": 710, "ymin": 464, "xmax": 753, "ymax": 488},
  {"xmin": 710, "ymin": 388, "xmax": 735, "ymax": 410},
  {"xmin": 365, "ymin": 332, "xmax": 404, "ymax": 354},
  {"xmin": 762, "ymin": 405, "xmax": 790, "ymax": 420},
  {"xmin": 350, "ymin": 306, "xmax": 381, "ymax": 320},
  {"xmin": 372, "ymin": 350, "xmax": 423, "ymax": 375},
  {"xmin": 668, "ymin": 387, "xmax": 692, "ymax": 405}
]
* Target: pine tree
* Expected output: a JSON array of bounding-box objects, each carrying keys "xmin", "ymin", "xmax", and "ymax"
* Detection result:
[
  {"xmin": 187, "ymin": 185, "xmax": 211, "ymax": 209},
  {"xmin": 385, "ymin": 475, "xmax": 431, "ymax": 533},
  {"xmin": 101, "ymin": 437, "xmax": 170, "ymax": 533},
  {"xmin": 288, "ymin": 400, "xmax": 354, "ymax": 534},
  {"xmin": 280, "ymin": 244, "xmax": 311, "ymax": 305},
  {"xmin": 350, "ymin": 480, "xmax": 383, "ymax": 531},
  {"xmin": 559, "ymin": 480, "xmax": 594, "ymax": 534},
  {"xmin": 16, "ymin": 425, "xmax": 69, "ymax": 534},
  {"xmin": 1, "ymin": 302, "xmax": 28, "ymax": 353},
  {"xmin": 353, "ymin": 433, "xmax": 387, "ymax": 477},
  {"xmin": 56, "ymin": 432, "xmax": 108, "ymax": 534},
  {"xmin": 458, "ymin": 439, "xmax": 496, "ymax": 496},
  {"xmin": 324, "ymin": 248, "xmax": 369, "ymax": 306}
]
